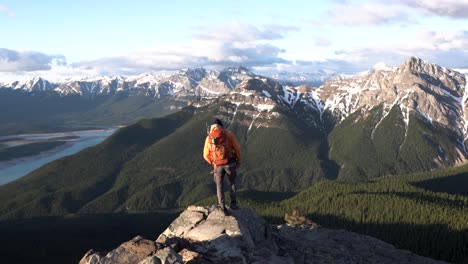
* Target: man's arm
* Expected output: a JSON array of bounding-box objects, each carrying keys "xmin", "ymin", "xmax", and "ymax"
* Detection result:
[
  {"xmin": 203, "ymin": 136, "xmax": 212, "ymax": 164},
  {"xmin": 228, "ymin": 131, "xmax": 242, "ymax": 166}
]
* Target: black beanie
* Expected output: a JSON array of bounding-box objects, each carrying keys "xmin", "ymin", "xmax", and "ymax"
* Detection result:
[{"xmin": 213, "ymin": 118, "xmax": 224, "ymax": 127}]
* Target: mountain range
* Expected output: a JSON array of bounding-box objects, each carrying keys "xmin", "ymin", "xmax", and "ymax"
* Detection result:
[
  {"xmin": 1, "ymin": 57, "xmax": 468, "ymax": 263},
  {"xmin": 1, "ymin": 56, "xmax": 468, "ymax": 215},
  {"xmin": 0, "ymin": 67, "xmax": 327, "ymax": 97}
]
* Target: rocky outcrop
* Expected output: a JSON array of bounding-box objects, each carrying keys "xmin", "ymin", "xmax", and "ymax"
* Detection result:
[{"xmin": 79, "ymin": 206, "xmax": 446, "ymax": 264}]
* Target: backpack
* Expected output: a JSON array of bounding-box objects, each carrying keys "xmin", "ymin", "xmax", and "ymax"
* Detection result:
[{"xmin": 209, "ymin": 128, "xmax": 232, "ymax": 166}]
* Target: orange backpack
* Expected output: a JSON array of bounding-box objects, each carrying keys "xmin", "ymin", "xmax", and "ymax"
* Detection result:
[{"xmin": 209, "ymin": 128, "xmax": 232, "ymax": 166}]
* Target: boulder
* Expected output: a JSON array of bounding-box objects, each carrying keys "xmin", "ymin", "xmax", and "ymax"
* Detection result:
[
  {"xmin": 79, "ymin": 236, "xmax": 157, "ymax": 264},
  {"xmin": 80, "ymin": 206, "xmax": 447, "ymax": 264}
]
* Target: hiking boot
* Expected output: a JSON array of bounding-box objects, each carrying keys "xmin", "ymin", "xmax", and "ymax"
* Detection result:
[{"xmin": 230, "ymin": 201, "xmax": 239, "ymax": 210}]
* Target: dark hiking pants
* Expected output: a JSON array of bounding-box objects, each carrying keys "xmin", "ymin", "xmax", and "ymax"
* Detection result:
[{"xmin": 213, "ymin": 163, "xmax": 237, "ymax": 207}]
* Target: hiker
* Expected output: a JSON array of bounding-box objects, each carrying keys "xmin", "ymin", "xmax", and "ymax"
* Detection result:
[{"xmin": 203, "ymin": 118, "xmax": 242, "ymax": 212}]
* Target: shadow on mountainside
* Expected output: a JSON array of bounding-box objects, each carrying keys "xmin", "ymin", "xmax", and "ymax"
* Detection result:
[
  {"xmin": 411, "ymin": 172, "xmax": 468, "ymax": 196},
  {"xmin": 305, "ymin": 212, "xmax": 468, "ymax": 264},
  {"xmin": 318, "ymin": 138, "xmax": 340, "ymax": 180},
  {"xmin": 0, "ymin": 211, "xmax": 179, "ymax": 264}
]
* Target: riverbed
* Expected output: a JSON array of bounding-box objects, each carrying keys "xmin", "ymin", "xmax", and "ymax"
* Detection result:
[{"xmin": 0, "ymin": 128, "xmax": 117, "ymax": 185}]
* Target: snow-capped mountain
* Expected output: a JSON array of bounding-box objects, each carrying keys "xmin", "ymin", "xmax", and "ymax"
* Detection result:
[
  {"xmin": 302, "ymin": 57, "xmax": 467, "ymax": 137},
  {"xmin": 1, "ymin": 56, "xmax": 468, "ymax": 180},
  {"xmin": 2, "ymin": 77, "xmax": 56, "ymax": 92},
  {"xmin": 206, "ymin": 57, "xmax": 468, "ymax": 176},
  {"xmin": 0, "ymin": 66, "xmax": 256, "ymax": 98}
]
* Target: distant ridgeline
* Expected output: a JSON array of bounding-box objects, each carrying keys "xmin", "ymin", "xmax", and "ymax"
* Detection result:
[{"xmin": 0, "ymin": 57, "xmax": 468, "ymax": 263}]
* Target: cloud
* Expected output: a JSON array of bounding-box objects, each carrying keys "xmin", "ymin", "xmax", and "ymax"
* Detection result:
[
  {"xmin": 72, "ymin": 42, "xmax": 289, "ymax": 74},
  {"xmin": 314, "ymin": 37, "xmax": 332, "ymax": 46},
  {"xmin": 70, "ymin": 23, "xmax": 295, "ymax": 75},
  {"xmin": 335, "ymin": 29, "xmax": 468, "ymax": 68},
  {"xmin": 323, "ymin": 0, "xmax": 468, "ymax": 26},
  {"xmin": 194, "ymin": 22, "xmax": 299, "ymax": 42},
  {"xmin": 327, "ymin": 2, "xmax": 410, "ymax": 25},
  {"xmin": 397, "ymin": 0, "xmax": 468, "ymax": 19},
  {"xmin": 0, "ymin": 5, "xmax": 15, "ymax": 17},
  {"xmin": 0, "ymin": 48, "xmax": 66, "ymax": 72}
]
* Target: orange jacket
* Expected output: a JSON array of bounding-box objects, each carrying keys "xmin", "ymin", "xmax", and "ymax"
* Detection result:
[{"xmin": 203, "ymin": 125, "xmax": 242, "ymax": 166}]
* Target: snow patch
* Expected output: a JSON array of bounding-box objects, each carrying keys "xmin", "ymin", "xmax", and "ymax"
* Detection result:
[
  {"xmin": 279, "ymin": 86, "xmax": 301, "ymax": 108},
  {"xmin": 199, "ymin": 86, "xmax": 224, "ymax": 96},
  {"xmin": 433, "ymin": 84, "xmax": 462, "ymax": 104},
  {"xmin": 462, "ymin": 78, "xmax": 468, "ymax": 145},
  {"xmin": 262, "ymin": 90, "xmax": 272, "ymax": 98},
  {"xmin": 248, "ymin": 113, "xmax": 261, "ymax": 132},
  {"xmin": 256, "ymin": 104, "xmax": 275, "ymax": 112},
  {"xmin": 240, "ymin": 90, "xmax": 254, "ymax": 96},
  {"xmin": 416, "ymin": 107, "xmax": 433, "ymax": 124}
]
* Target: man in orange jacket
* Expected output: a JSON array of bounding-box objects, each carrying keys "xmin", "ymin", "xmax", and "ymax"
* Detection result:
[{"xmin": 203, "ymin": 118, "xmax": 242, "ymax": 212}]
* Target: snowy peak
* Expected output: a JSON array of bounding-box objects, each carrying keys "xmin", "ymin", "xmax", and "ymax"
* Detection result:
[
  {"xmin": 0, "ymin": 67, "xmax": 258, "ymax": 98},
  {"xmin": 310, "ymin": 57, "xmax": 467, "ymax": 125},
  {"xmin": 234, "ymin": 77, "xmax": 297, "ymax": 108},
  {"xmin": 177, "ymin": 67, "xmax": 207, "ymax": 82},
  {"xmin": 291, "ymin": 57, "xmax": 468, "ymax": 163},
  {"xmin": 194, "ymin": 67, "xmax": 256, "ymax": 97},
  {"xmin": 397, "ymin": 56, "xmax": 465, "ymax": 97},
  {"xmin": 2, "ymin": 77, "xmax": 55, "ymax": 92}
]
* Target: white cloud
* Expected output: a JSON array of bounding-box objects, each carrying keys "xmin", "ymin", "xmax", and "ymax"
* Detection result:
[
  {"xmin": 0, "ymin": 5, "xmax": 15, "ymax": 17},
  {"xmin": 70, "ymin": 23, "xmax": 294, "ymax": 75},
  {"xmin": 328, "ymin": 2, "xmax": 410, "ymax": 25},
  {"xmin": 398, "ymin": 0, "xmax": 468, "ymax": 19},
  {"xmin": 323, "ymin": 0, "xmax": 468, "ymax": 27},
  {"xmin": 315, "ymin": 37, "xmax": 332, "ymax": 46},
  {"xmin": 0, "ymin": 48, "xmax": 66, "ymax": 72},
  {"xmin": 194, "ymin": 22, "xmax": 299, "ymax": 42},
  {"xmin": 335, "ymin": 29, "xmax": 468, "ymax": 68}
]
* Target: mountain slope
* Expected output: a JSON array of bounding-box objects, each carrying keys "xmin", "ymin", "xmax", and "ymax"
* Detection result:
[
  {"xmin": 73, "ymin": 96, "xmax": 335, "ymax": 213},
  {"xmin": 0, "ymin": 67, "xmax": 257, "ymax": 135},
  {"xmin": 292, "ymin": 57, "xmax": 468, "ymax": 181},
  {"xmin": 3, "ymin": 57, "xmax": 468, "ymax": 217},
  {"xmin": 0, "ymin": 107, "xmax": 196, "ymax": 218},
  {"xmin": 0, "ymin": 74, "xmax": 341, "ymax": 218}
]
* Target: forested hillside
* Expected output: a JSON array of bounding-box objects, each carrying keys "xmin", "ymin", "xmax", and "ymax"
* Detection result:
[{"xmin": 199, "ymin": 165, "xmax": 468, "ymax": 263}]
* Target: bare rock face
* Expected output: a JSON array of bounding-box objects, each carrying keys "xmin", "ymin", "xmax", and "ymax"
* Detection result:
[
  {"xmin": 79, "ymin": 206, "xmax": 447, "ymax": 264},
  {"xmin": 79, "ymin": 236, "xmax": 158, "ymax": 264},
  {"xmin": 303, "ymin": 57, "xmax": 467, "ymax": 138}
]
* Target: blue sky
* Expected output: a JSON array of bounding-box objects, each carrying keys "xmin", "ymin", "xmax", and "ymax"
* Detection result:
[{"xmin": 0, "ymin": 0, "xmax": 467, "ymax": 80}]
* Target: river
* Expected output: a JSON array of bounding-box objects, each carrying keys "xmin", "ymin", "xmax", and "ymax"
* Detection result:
[{"xmin": 0, "ymin": 128, "xmax": 117, "ymax": 185}]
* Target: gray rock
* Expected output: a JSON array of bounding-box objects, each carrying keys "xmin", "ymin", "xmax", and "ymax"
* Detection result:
[
  {"xmin": 80, "ymin": 206, "xmax": 447, "ymax": 264},
  {"xmin": 155, "ymin": 247, "xmax": 183, "ymax": 264},
  {"xmin": 138, "ymin": 256, "xmax": 162, "ymax": 264},
  {"xmin": 158, "ymin": 210, "xmax": 205, "ymax": 239},
  {"xmin": 178, "ymin": 248, "xmax": 202, "ymax": 263},
  {"xmin": 79, "ymin": 236, "xmax": 156, "ymax": 264},
  {"xmin": 273, "ymin": 225, "xmax": 446, "ymax": 264}
]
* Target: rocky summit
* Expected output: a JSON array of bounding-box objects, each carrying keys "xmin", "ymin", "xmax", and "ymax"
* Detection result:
[{"xmin": 79, "ymin": 206, "xmax": 445, "ymax": 264}]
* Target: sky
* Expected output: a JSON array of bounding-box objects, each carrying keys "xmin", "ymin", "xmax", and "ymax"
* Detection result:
[{"xmin": 0, "ymin": 0, "xmax": 467, "ymax": 80}]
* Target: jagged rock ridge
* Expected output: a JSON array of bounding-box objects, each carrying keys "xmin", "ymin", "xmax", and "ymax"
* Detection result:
[{"xmin": 79, "ymin": 206, "xmax": 446, "ymax": 264}]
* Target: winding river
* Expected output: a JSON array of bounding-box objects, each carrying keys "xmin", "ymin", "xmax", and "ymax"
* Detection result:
[{"xmin": 0, "ymin": 129, "xmax": 117, "ymax": 185}]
